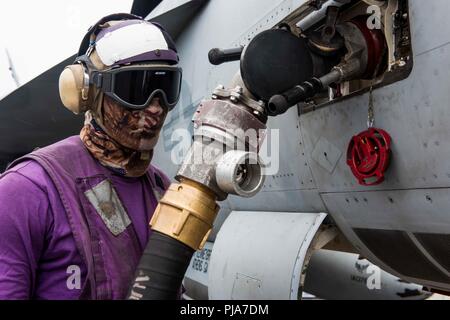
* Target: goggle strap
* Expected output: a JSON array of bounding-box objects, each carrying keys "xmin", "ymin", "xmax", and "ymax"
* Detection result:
[{"xmin": 91, "ymin": 72, "xmax": 113, "ymax": 92}]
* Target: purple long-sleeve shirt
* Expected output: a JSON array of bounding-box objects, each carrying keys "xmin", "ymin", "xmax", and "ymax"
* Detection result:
[{"xmin": 0, "ymin": 159, "xmax": 160, "ymax": 299}]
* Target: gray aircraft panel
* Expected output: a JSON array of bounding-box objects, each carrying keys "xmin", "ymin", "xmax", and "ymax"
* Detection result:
[
  {"xmin": 321, "ymin": 188, "xmax": 450, "ymax": 235},
  {"xmin": 300, "ymin": 16, "xmax": 450, "ymax": 193},
  {"xmin": 260, "ymin": 107, "xmax": 317, "ymax": 191},
  {"xmin": 147, "ymin": 0, "xmax": 209, "ymax": 39},
  {"xmin": 174, "ymin": 0, "xmax": 297, "ymax": 99},
  {"xmin": 208, "ymin": 210, "xmax": 327, "ymax": 300},
  {"xmin": 408, "ymin": 0, "xmax": 450, "ymax": 56},
  {"xmin": 227, "ymin": 0, "xmax": 297, "ymax": 48},
  {"xmin": 147, "ymin": 0, "xmax": 202, "ymax": 20},
  {"xmin": 226, "ymin": 189, "xmax": 326, "ymax": 213}
]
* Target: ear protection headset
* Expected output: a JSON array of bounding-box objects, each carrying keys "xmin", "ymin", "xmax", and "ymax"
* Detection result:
[{"xmin": 59, "ymin": 13, "xmax": 143, "ymax": 114}]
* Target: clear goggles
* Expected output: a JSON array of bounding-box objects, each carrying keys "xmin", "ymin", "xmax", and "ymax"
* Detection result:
[{"xmin": 90, "ymin": 64, "xmax": 182, "ymax": 110}]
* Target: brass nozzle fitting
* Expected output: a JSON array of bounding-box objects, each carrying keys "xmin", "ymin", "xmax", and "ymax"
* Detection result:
[{"xmin": 149, "ymin": 179, "xmax": 220, "ymax": 250}]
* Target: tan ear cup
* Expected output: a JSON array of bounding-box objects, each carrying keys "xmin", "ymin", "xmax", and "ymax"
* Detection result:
[{"xmin": 59, "ymin": 64, "xmax": 89, "ymax": 114}]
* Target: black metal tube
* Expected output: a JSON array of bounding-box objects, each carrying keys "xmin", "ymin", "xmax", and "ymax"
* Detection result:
[
  {"xmin": 208, "ymin": 47, "xmax": 243, "ymax": 65},
  {"xmin": 128, "ymin": 231, "xmax": 195, "ymax": 300},
  {"xmin": 267, "ymin": 67, "xmax": 344, "ymax": 116},
  {"xmin": 267, "ymin": 77, "xmax": 323, "ymax": 116}
]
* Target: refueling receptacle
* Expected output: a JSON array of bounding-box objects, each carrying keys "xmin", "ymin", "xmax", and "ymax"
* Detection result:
[{"xmin": 229, "ymin": 0, "xmax": 412, "ymax": 116}]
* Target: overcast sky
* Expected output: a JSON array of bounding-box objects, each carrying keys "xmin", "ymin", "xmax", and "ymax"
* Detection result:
[{"xmin": 0, "ymin": 0, "xmax": 133, "ymax": 98}]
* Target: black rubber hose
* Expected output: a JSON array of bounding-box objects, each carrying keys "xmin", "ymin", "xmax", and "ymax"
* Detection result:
[
  {"xmin": 127, "ymin": 231, "xmax": 195, "ymax": 300},
  {"xmin": 208, "ymin": 47, "xmax": 243, "ymax": 65},
  {"xmin": 267, "ymin": 77, "xmax": 323, "ymax": 116}
]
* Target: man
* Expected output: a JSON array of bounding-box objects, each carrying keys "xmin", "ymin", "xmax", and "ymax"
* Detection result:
[{"xmin": 0, "ymin": 14, "xmax": 182, "ymax": 299}]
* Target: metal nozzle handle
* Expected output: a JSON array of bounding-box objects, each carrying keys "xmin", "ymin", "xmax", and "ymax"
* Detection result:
[{"xmin": 208, "ymin": 47, "xmax": 244, "ymax": 65}]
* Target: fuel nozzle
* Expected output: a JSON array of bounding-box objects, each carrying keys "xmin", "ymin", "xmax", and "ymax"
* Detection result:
[
  {"xmin": 267, "ymin": 15, "xmax": 387, "ymax": 116},
  {"xmin": 208, "ymin": 47, "xmax": 244, "ymax": 65},
  {"xmin": 267, "ymin": 77, "xmax": 324, "ymax": 116},
  {"xmin": 267, "ymin": 57, "xmax": 364, "ymax": 116}
]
